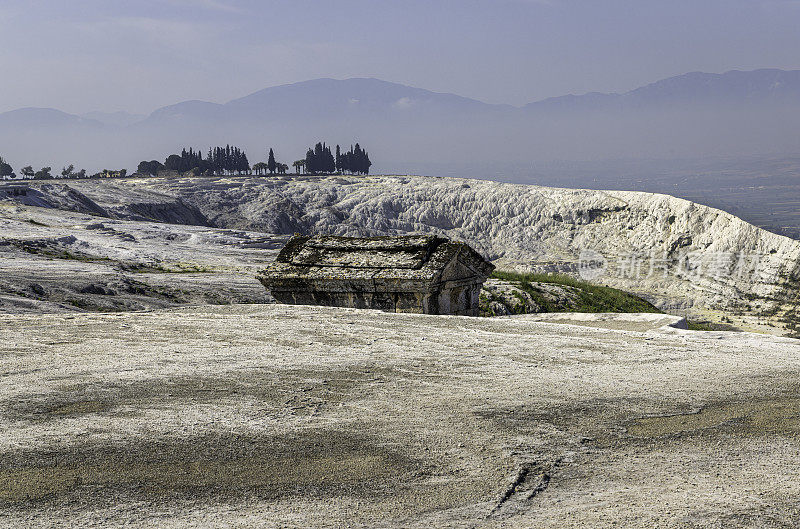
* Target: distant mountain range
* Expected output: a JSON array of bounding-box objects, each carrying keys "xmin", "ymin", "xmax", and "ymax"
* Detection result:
[
  {"xmin": 81, "ymin": 111, "xmax": 146, "ymax": 128},
  {"xmin": 527, "ymin": 69, "xmax": 800, "ymax": 111},
  {"xmin": 2, "ymin": 69, "xmax": 800, "ymax": 173},
  {"xmin": 148, "ymin": 77, "xmax": 505, "ymax": 124}
]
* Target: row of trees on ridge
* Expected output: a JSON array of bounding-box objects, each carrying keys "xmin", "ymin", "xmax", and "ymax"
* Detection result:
[
  {"xmin": 2, "ymin": 141, "xmax": 373, "ymax": 180},
  {"xmin": 297, "ymin": 143, "xmax": 371, "ymax": 175},
  {"xmin": 0, "ymin": 155, "xmax": 120, "ymax": 180},
  {"xmin": 138, "ymin": 145, "xmax": 251, "ymax": 176}
]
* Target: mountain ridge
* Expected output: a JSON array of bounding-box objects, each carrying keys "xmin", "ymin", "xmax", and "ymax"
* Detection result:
[
  {"xmin": 146, "ymin": 68, "xmax": 800, "ymax": 120},
  {"xmin": 2, "ymin": 68, "xmax": 800, "ymax": 171},
  {"xmin": 0, "ymin": 107, "xmax": 106, "ymax": 128},
  {"xmin": 525, "ymin": 68, "xmax": 800, "ymax": 112},
  {"xmin": 8, "ymin": 68, "xmax": 800, "ymax": 123},
  {"xmin": 145, "ymin": 77, "xmax": 508, "ymax": 125}
]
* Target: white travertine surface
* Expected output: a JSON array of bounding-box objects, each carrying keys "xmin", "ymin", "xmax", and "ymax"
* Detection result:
[
  {"xmin": 5, "ymin": 175, "xmax": 798, "ymax": 330},
  {"xmin": 1, "ymin": 304, "xmax": 799, "ymax": 528}
]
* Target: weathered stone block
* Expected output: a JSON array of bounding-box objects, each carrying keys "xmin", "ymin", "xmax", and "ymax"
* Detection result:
[{"xmin": 257, "ymin": 235, "xmax": 494, "ymax": 315}]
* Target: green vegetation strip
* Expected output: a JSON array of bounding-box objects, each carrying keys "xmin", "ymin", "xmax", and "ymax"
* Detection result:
[{"xmin": 491, "ymin": 271, "xmax": 662, "ymax": 314}]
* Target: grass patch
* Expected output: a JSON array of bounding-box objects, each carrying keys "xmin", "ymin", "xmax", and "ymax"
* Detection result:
[
  {"xmin": 64, "ymin": 298, "xmax": 119, "ymax": 312},
  {"xmin": 0, "ymin": 431, "xmax": 409, "ymax": 506},
  {"xmin": 491, "ymin": 271, "xmax": 662, "ymax": 314},
  {"xmin": 122, "ymin": 262, "xmax": 214, "ymax": 274},
  {"xmin": 627, "ymin": 397, "xmax": 800, "ymax": 438},
  {"xmin": 30, "ymin": 250, "xmax": 113, "ymax": 263},
  {"xmin": 54, "ymin": 251, "xmax": 112, "ymax": 263},
  {"xmin": 10, "ymin": 242, "xmax": 111, "ymax": 263}
]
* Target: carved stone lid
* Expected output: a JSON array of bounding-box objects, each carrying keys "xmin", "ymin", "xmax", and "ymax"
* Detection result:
[{"xmin": 280, "ymin": 235, "xmax": 445, "ymax": 270}]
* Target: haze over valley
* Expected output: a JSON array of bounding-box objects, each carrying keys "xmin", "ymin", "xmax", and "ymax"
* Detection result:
[{"xmin": 3, "ymin": 69, "xmax": 800, "ymax": 174}]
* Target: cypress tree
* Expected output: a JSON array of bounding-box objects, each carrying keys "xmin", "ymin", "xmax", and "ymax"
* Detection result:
[
  {"xmin": 315, "ymin": 142, "xmax": 323, "ymax": 164},
  {"xmin": 348, "ymin": 145, "xmax": 354, "ymax": 174},
  {"xmin": 354, "ymin": 143, "xmax": 363, "ymax": 174},
  {"xmin": 241, "ymin": 150, "xmax": 250, "ymax": 174},
  {"xmin": 305, "ymin": 148, "xmax": 315, "ymax": 174},
  {"xmin": 363, "ymin": 150, "xmax": 372, "ymax": 174},
  {"xmin": 326, "ymin": 145, "xmax": 335, "ymax": 173},
  {"xmin": 267, "ymin": 148, "xmax": 276, "ymax": 174}
]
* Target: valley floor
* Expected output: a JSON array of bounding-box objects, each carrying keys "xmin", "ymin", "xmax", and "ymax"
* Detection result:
[{"xmin": 1, "ymin": 304, "xmax": 799, "ymax": 528}]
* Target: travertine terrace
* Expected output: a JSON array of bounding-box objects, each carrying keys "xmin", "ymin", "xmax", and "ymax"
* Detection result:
[
  {"xmin": 2, "ymin": 175, "xmax": 800, "ymax": 527},
  {"xmin": 1, "ymin": 305, "xmax": 799, "ymax": 527},
  {"xmin": 4, "ymin": 175, "xmax": 799, "ymax": 331}
]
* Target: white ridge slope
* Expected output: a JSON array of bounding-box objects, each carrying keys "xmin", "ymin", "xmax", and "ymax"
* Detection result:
[
  {"xmin": 134, "ymin": 175, "xmax": 800, "ymax": 331},
  {"xmin": 5, "ymin": 174, "xmax": 800, "ymax": 332}
]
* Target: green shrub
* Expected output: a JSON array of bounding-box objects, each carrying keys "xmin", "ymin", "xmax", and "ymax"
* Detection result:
[{"xmin": 491, "ymin": 271, "xmax": 662, "ymax": 314}]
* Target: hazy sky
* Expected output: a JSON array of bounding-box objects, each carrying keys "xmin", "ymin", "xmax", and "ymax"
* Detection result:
[{"xmin": 2, "ymin": 0, "xmax": 800, "ymax": 115}]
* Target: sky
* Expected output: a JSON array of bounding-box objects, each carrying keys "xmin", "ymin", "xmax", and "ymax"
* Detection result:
[{"xmin": 1, "ymin": 0, "xmax": 800, "ymax": 115}]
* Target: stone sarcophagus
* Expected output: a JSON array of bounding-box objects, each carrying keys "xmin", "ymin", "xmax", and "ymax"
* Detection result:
[{"xmin": 257, "ymin": 234, "xmax": 494, "ymax": 316}]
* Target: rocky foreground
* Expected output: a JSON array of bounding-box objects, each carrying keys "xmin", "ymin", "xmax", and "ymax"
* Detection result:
[
  {"xmin": 1, "ymin": 305, "xmax": 799, "ymax": 528},
  {"xmin": 3, "ymin": 174, "xmax": 800, "ymax": 333}
]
